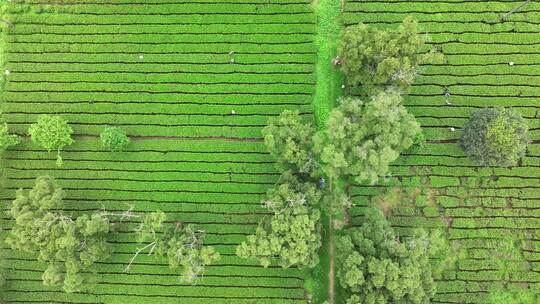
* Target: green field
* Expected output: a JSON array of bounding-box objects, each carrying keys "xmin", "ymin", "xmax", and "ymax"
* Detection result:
[{"xmin": 1, "ymin": 0, "xmax": 539, "ymax": 303}]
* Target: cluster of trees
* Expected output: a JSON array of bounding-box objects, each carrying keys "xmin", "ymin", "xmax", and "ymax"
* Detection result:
[
  {"xmin": 6, "ymin": 176, "xmax": 219, "ymax": 292},
  {"xmin": 237, "ymin": 17, "xmax": 439, "ymax": 278}
]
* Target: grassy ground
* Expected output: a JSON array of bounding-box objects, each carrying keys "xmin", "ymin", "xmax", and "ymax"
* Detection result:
[
  {"xmin": 0, "ymin": 0, "xmax": 316, "ymax": 303},
  {"xmin": 344, "ymin": 0, "xmax": 540, "ymax": 302}
]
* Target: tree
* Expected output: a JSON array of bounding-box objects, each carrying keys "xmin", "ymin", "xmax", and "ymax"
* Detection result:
[
  {"xmin": 461, "ymin": 107, "xmax": 529, "ymax": 167},
  {"xmin": 237, "ymin": 173, "xmax": 323, "ymax": 268},
  {"xmin": 6, "ymin": 176, "xmax": 111, "ymax": 292},
  {"xmin": 337, "ymin": 16, "xmax": 443, "ymax": 93},
  {"xmin": 28, "ymin": 115, "xmax": 74, "ymax": 167},
  {"xmin": 100, "ymin": 127, "xmax": 131, "ymax": 152},
  {"xmin": 127, "ymin": 210, "xmax": 220, "ymax": 284},
  {"xmin": 0, "ymin": 123, "xmax": 19, "ymax": 155},
  {"xmin": 336, "ymin": 206, "xmax": 448, "ymax": 304},
  {"xmin": 262, "ymin": 110, "xmax": 317, "ymax": 175},
  {"xmin": 313, "ymin": 90, "xmax": 421, "ymax": 186}
]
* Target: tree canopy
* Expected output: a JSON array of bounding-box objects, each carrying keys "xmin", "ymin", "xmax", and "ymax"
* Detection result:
[
  {"xmin": 237, "ymin": 173, "xmax": 323, "ymax": 268},
  {"xmin": 337, "ymin": 16, "xmax": 443, "ymax": 93},
  {"xmin": 0, "ymin": 123, "xmax": 19, "ymax": 155},
  {"xmin": 130, "ymin": 210, "xmax": 220, "ymax": 284},
  {"xmin": 461, "ymin": 107, "xmax": 529, "ymax": 167},
  {"xmin": 314, "ymin": 90, "xmax": 421, "ymax": 185},
  {"xmin": 262, "ymin": 110, "xmax": 317, "ymax": 175},
  {"xmin": 6, "ymin": 176, "xmax": 111, "ymax": 292},
  {"xmin": 28, "ymin": 115, "xmax": 74, "ymax": 167},
  {"xmin": 336, "ymin": 206, "xmax": 447, "ymax": 304},
  {"xmin": 100, "ymin": 127, "xmax": 131, "ymax": 152}
]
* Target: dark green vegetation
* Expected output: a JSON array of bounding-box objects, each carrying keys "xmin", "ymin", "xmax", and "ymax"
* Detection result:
[
  {"xmin": 461, "ymin": 107, "xmax": 529, "ymax": 167},
  {"xmin": 0, "ymin": 0, "xmax": 317, "ymax": 303},
  {"xmin": 6, "ymin": 176, "xmax": 112, "ymax": 293},
  {"xmin": 0, "ymin": 123, "xmax": 19, "ymax": 155},
  {"xmin": 343, "ymin": 0, "xmax": 540, "ymax": 303}
]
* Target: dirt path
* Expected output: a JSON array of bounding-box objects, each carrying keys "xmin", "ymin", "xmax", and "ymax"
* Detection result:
[{"xmin": 328, "ymin": 215, "xmax": 335, "ymax": 304}]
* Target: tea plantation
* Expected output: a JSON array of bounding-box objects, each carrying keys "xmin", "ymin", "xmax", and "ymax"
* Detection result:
[{"xmin": 0, "ymin": 0, "xmax": 538, "ymax": 303}]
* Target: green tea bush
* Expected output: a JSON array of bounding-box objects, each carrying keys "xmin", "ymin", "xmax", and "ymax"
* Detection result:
[
  {"xmin": 313, "ymin": 89, "xmax": 421, "ymax": 185},
  {"xmin": 336, "ymin": 206, "xmax": 448, "ymax": 304},
  {"xmin": 486, "ymin": 287, "xmax": 537, "ymax": 304},
  {"xmin": 6, "ymin": 176, "xmax": 111, "ymax": 292},
  {"xmin": 100, "ymin": 127, "xmax": 131, "ymax": 152},
  {"xmin": 460, "ymin": 108, "xmax": 529, "ymax": 167},
  {"xmin": 28, "ymin": 115, "xmax": 74, "ymax": 166},
  {"xmin": 337, "ymin": 16, "xmax": 443, "ymax": 92},
  {"xmin": 0, "ymin": 123, "xmax": 19, "ymax": 154}
]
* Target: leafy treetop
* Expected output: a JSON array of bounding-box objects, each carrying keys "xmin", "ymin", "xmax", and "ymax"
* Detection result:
[
  {"xmin": 28, "ymin": 115, "xmax": 74, "ymax": 166},
  {"xmin": 336, "ymin": 206, "xmax": 448, "ymax": 304},
  {"xmin": 130, "ymin": 210, "xmax": 220, "ymax": 284},
  {"xmin": 6, "ymin": 176, "xmax": 111, "ymax": 293},
  {"xmin": 460, "ymin": 107, "xmax": 529, "ymax": 167},
  {"xmin": 100, "ymin": 127, "xmax": 131, "ymax": 152},
  {"xmin": 0, "ymin": 123, "xmax": 19, "ymax": 154},
  {"xmin": 313, "ymin": 90, "xmax": 421, "ymax": 185},
  {"xmin": 337, "ymin": 16, "xmax": 443, "ymax": 93},
  {"xmin": 262, "ymin": 110, "xmax": 317, "ymax": 175},
  {"xmin": 236, "ymin": 173, "xmax": 322, "ymax": 269}
]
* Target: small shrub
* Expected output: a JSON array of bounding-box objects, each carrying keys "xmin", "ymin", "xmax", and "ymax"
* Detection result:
[
  {"xmin": 28, "ymin": 115, "xmax": 74, "ymax": 166},
  {"xmin": 460, "ymin": 108, "xmax": 529, "ymax": 167},
  {"xmin": 100, "ymin": 127, "xmax": 130, "ymax": 152},
  {"xmin": 337, "ymin": 16, "xmax": 443, "ymax": 92},
  {"xmin": 0, "ymin": 123, "xmax": 19, "ymax": 154}
]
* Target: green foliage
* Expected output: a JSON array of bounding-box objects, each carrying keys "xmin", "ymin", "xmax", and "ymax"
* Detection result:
[
  {"xmin": 237, "ymin": 173, "xmax": 323, "ymax": 268},
  {"xmin": 28, "ymin": 115, "xmax": 74, "ymax": 166},
  {"xmin": 337, "ymin": 16, "xmax": 443, "ymax": 92},
  {"xmin": 0, "ymin": 123, "xmax": 19, "ymax": 154},
  {"xmin": 336, "ymin": 206, "xmax": 447, "ymax": 304},
  {"xmin": 486, "ymin": 286, "xmax": 537, "ymax": 304},
  {"xmin": 314, "ymin": 90, "xmax": 421, "ymax": 185},
  {"xmin": 100, "ymin": 127, "xmax": 131, "ymax": 152},
  {"xmin": 6, "ymin": 176, "xmax": 111, "ymax": 292},
  {"xmin": 461, "ymin": 108, "xmax": 529, "ymax": 167},
  {"xmin": 132, "ymin": 210, "xmax": 220, "ymax": 284},
  {"xmin": 262, "ymin": 110, "xmax": 317, "ymax": 175}
]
